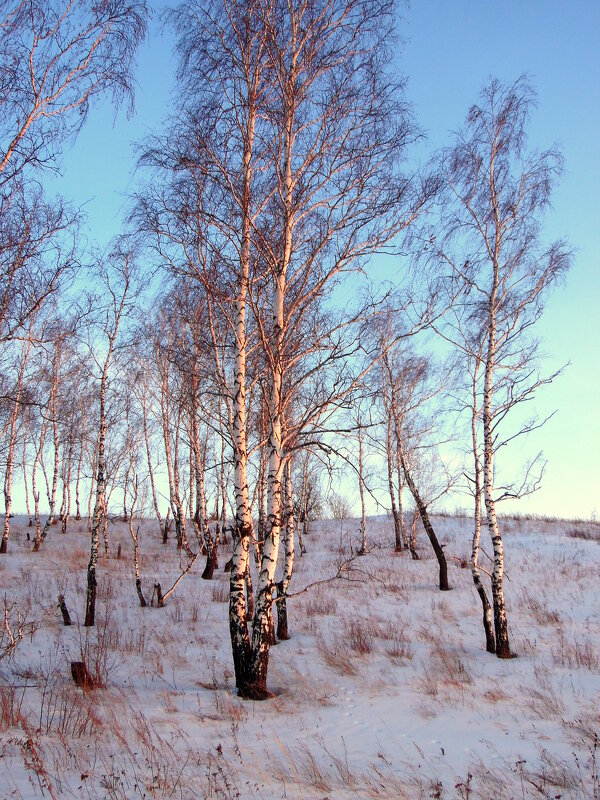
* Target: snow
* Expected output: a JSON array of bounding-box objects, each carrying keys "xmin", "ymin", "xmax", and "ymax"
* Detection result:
[{"xmin": 0, "ymin": 514, "xmax": 599, "ymax": 799}]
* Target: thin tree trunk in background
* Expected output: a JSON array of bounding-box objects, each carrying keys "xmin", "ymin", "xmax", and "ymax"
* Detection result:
[
  {"xmin": 385, "ymin": 414, "xmax": 402, "ymax": 551},
  {"xmin": 384, "ymin": 353, "xmax": 448, "ymax": 588},
  {"xmin": 409, "ymin": 508, "xmax": 419, "ymax": 560},
  {"xmin": 23, "ymin": 438, "xmax": 32, "ymax": 527},
  {"xmin": 32, "ymin": 413, "xmax": 49, "ymax": 551},
  {"xmin": 219, "ymin": 405, "xmax": 227, "ymax": 543},
  {"xmin": 41, "ymin": 354, "xmax": 61, "ymax": 544},
  {"xmin": 277, "ymin": 458, "xmax": 294, "ymax": 640},
  {"xmin": 357, "ymin": 422, "xmax": 368, "ymax": 555},
  {"xmin": 172, "ymin": 406, "xmax": 192, "ymax": 557},
  {"xmin": 142, "ymin": 398, "xmax": 163, "ymax": 534},
  {"xmin": 197, "ymin": 439, "xmax": 218, "ymax": 579},
  {"xmin": 87, "ymin": 440, "xmax": 98, "ymax": 532},
  {"xmin": 396, "ymin": 452, "xmax": 408, "ymax": 550},
  {"xmin": 159, "ymin": 360, "xmax": 188, "ymax": 555},
  {"xmin": 74, "ymin": 409, "xmax": 86, "ymax": 521},
  {"xmin": 398, "ymin": 441, "xmax": 449, "ymax": 590},
  {"xmin": 61, "ymin": 432, "xmax": 73, "ymax": 534},
  {"xmin": 85, "ymin": 421, "xmax": 106, "ymax": 626},
  {"xmin": 128, "ymin": 478, "xmax": 146, "ymax": 607},
  {"xmin": 256, "ymin": 441, "xmax": 267, "ymax": 563}
]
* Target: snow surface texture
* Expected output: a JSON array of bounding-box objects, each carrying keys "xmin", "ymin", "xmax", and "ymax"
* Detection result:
[{"xmin": 0, "ymin": 515, "xmax": 598, "ymax": 799}]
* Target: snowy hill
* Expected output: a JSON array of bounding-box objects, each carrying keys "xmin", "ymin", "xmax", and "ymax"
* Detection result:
[{"xmin": 0, "ymin": 514, "xmax": 598, "ymax": 799}]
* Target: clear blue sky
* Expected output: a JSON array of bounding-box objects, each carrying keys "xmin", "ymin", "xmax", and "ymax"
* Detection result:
[{"xmin": 46, "ymin": 1, "xmax": 599, "ymax": 520}]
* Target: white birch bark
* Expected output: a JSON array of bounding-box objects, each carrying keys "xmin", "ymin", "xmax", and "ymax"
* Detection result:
[
  {"xmin": 249, "ymin": 15, "xmax": 298, "ymax": 693},
  {"xmin": 85, "ymin": 267, "xmax": 129, "ymax": 627},
  {"xmin": 23, "ymin": 438, "xmax": 32, "ymax": 528},
  {"xmin": 1, "ymin": 338, "xmax": 32, "ymax": 553},
  {"xmin": 141, "ymin": 392, "xmax": 162, "ymax": 534},
  {"xmin": 40, "ymin": 376, "xmax": 60, "ymax": 543},
  {"xmin": 482, "ymin": 222, "xmax": 511, "ymax": 657}
]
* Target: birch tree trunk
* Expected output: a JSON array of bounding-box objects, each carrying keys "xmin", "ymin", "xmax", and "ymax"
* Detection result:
[
  {"xmin": 385, "ymin": 415, "xmax": 403, "ymax": 551},
  {"xmin": 396, "ymin": 450, "xmax": 409, "ymax": 551},
  {"xmin": 227, "ymin": 69, "xmax": 259, "ymax": 696},
  {"xmin": 141, "ymin": 394, "xmax": 163, "ymax": 534},
  {"xmin": 85, "ymin": 265, "xmax": 129, "ymax": 627},
  {"xmin": 357, "ymin": 421, "xmax": 368, "ymax": 555},
  {"xmin": 85, "ymin": 381, "xmax": 107, "ymax": 627},
  {"xmin": 482, "ymin": 247, "xmax": 511, "ymax": 657},
  {"xmin": 40, "ymin": 349, "xmax": 61, "ymax": 544},
  {"xmin": 2, "ymin": 339, "xmax": 32, "ymax": 553},
  {"xmin": 276, "ymin": 458, "xmax": 294, "ymax": 641},
  {"xmin": 32, "ymin": 412, "xmax": 49, "ymax": 551},
  {"xmin": 23, "ymin": 438, "xmax": 32, "ymax": 527},
  {"xmin": 60, "ymin": 432, "xmax": 73, "ymax": 534},
  {"xmin": 470, "ymin": 359, "xmax": 495, "ymax": 653}
]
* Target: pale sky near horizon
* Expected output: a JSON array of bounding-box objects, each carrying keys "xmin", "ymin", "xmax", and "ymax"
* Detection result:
[{"xmin": 42, "ymin": 1, "xmax": 599, "ymax": 520}]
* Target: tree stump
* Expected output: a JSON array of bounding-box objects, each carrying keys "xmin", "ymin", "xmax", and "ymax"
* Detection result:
[{"xmin": 71, "ymin": 661, "xmax": 95, "ymax": 689}]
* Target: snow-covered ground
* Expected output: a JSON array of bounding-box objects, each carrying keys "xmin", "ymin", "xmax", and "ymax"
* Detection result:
[{"xmin": 0, "ymin": 514, "xmax": 598, "ymax": 799}]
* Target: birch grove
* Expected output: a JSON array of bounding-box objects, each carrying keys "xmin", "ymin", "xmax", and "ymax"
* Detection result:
[{"xmin": 0, "ymin": 0, "xmax": 575, "ymax": 714}]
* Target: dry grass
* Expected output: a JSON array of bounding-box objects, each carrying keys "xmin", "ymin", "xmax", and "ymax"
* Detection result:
[
  {"xmin": 211, "ymin": 580, "xmax": 229, "ymax": 603},
  {"xmin": 348, "ymin": 619, "xmax": 374, "ymax": 654},
  {"xmin": 316, "ymin": 632, "xmax": 359, "ymax": 676},
  {"xmin": 377, "ymin": 621, "xmax": 415, "ymax": 660},
  {"xmin": 2, "ymin": 514, "xmax": 599, "ymax": 800},
  {"xmin": 566, "ymin": 527, "xmax": 600, "ymax": 542},
  {"xmin": 552, "ymin": 630, "xmax": 600, "ymax": 671},
  {"xmin": 520, "ymin": 589, "xmax": 561, "ymax": 626},
  {"xmin": 304, "ymin": 589, "xmax": 336, "ymax": 616}
]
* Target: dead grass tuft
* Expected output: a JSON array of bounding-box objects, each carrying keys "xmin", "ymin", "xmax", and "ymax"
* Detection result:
[
  {"xmin": 552, "ymin": 631, "xmax": 600, "ymax": 671},
  {"xmin": 304, "ymin": 590, "xmax": 336, "ymax": 616},
  {"xmin": 316, "ymin": 633, "xmax": 359, "ymax": 676},
  {"xmin": 378, "ymin": 621, "xmax": 415, "ymax": 660},
  {"xmin": 211, "ymin": 580, "xmax": 229, "ymax": 603},
  {"xmin": 348, "ymin": 619, "xmax": 373, "ymax": 654},
  {"xmin": 0, "ymin": 684, "xmax": 27, "ymax": 729},
  {"xmin": 520, "ymin": 589, "xmax": 561, "ymax": 626}
]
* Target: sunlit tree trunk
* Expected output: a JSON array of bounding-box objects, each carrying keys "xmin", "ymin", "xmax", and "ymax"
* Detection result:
[
  {"xmin": 482, "ymin": 245, "xmax": 510, "ymax": 657},
  {"xmin": 1, "ymin": 338, "xmax": 32, "ymax": 553},
  {"xmin": 469, "ymin": 357, "xmax": 495, "ymax": 653}
]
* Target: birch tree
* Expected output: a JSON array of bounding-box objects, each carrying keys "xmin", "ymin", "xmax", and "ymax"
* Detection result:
[
  {"xmin": 85, "ymin": 257, "xmax": 132, "ymax": 627},
  {"xmin": 428, "ymin": 77, "xmax": 572, "ymax": 657},
  {"xmin": 245, "ymin": 0, "xmax": 425, "ymax": 695},
  {"xmin": 139, "ymin": 0, "xmax": 425, "ymax": 699}
]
